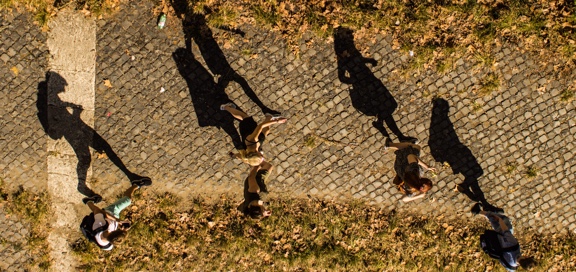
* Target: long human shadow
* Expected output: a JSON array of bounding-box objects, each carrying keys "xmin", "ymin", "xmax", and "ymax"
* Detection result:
[
  {"xmin": 334, "ymin": 27, "xmax": 416, "ymax": 142},
  {"xmin": 171, "ymin": 0, "xmax": 279, "ymax": 115},
  {"xmin": 172, "ymin": 48, "xmax": 244, "ymax": 149},
  {"xmin": 428, "ymin": 98, "xmax": 503, "ymax": 212},
  {"xmin": 36, "ymin": 72, "xmax": 149, "ymax": 197}
]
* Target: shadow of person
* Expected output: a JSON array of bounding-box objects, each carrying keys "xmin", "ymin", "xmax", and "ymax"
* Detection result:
[
  {"xmin": 172, "ymin": 48, "xmax": 244, "ymax": 149},
  {"xmin": 171, "ymin": 4, "xmax": 279, "ymax": 115},
  {"xmin": 428, "ymin": 98, "xmax": 503, "ymax": 212},
  {"xmin": 36, "ymin": 72, "xmax": 150, "ymax": 197},
  {"xmin": 334, "ymin": 27, "xmax": 417, "ymax": 143}
]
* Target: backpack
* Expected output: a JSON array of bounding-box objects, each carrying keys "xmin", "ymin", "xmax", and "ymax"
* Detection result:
[
  {"xmin": 80, "ymin": 212, "xmax": 112, "ymax": 250},
  {"xmin": 480, "ymin": 230, "xmax": 520, "ymax": 269}
]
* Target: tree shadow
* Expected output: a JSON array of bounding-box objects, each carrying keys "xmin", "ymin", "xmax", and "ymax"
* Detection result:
[
  {"xmin": 36, "ymin": 72, "xmax": 149, "ymax": 197},
  {"xmin": 171, "ymin": 0, "xmax": 279, "ymax": 115},
  {"xmin": 334, "ymin": 27, "xmax": 416, "ymax": 142},
  {"xmin": 172, "ymin": 48, "xmax": 244, "ymax": 149},
  {"xmin": 428, "ymin": 98, "xmax": 503, "ymax": 212}
]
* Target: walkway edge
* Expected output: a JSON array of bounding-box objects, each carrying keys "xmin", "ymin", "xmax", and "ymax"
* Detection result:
[{"xmin": 46, "ymin": 11, "xmax": 96, "ymax": 272}]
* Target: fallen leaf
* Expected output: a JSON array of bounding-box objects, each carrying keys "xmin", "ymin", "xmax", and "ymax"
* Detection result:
[
  {"xmin": 10, "ymin": 66, "xmax": 19, "ymax": 76},
  {"xmin": 104, "ymin": 79, "xmax": 113, "ymax": 88}
]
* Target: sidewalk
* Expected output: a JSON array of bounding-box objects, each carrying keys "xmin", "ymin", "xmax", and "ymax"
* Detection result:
[{"xmin": 1, "ymin": 3, "xmax": 575, "ymax": 270}]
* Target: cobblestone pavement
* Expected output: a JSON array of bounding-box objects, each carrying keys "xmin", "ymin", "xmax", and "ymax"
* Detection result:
[
  {"xmin": 2, "ymin": 2, "xmax": 576, "ymax": 269},
  {"xmin": 0, "ymin": 12, "xmax": 49, "ymax": 271}
]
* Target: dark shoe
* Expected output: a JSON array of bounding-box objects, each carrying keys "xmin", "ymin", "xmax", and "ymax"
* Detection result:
[
  {"xmin": 131, "ymin": 177, "xmax": 152, "ymax": 188},
  {"xmin": 83, "ymin": 195, "xmax": 102, "ymax": 205},
  {"xmin": 263, "ymin": 108, "xmax": 281, "ymax": 116},
  {"xmin": 457, "ymin": 184, "xmax": 481, "ymax": 202},
  {"xmin": 471, "ymin": 203, "xmax": 482, "ymax": 215},
  {"xmin": 400, "ymin": 136, "xmax": 419, "ymax": 144},
  {"xmin": 482, "ymin": 202, "xmax": 504, "ymax": 214},
  {"xmin": 384, "ymin": 137, "xmax": 392, "ymax": 151}
]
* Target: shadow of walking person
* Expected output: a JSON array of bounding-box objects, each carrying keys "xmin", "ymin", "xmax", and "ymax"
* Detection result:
[
  {"xmin": 428, "ymin": 98, "xmax": 503, "ymax": 212},
  {"xmin": 36, "ymin": 72, "xmax": 151, "ymax": 197},
  {"xmin": 190, "ymin": 14, "xmax": 279, "ymax": 115},
  {"xmin": 334, "ymin": 27, "xmax": 417, "ymax": 143},
  {"xmin": 171, "ymin": 0, "xmax": 279, "ymax": 115},
  {"xmin": 172, "ymin": 48, "xmax": 244, "ymax": 149}
]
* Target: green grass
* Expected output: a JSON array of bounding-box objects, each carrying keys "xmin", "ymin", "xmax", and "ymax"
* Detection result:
[
  {"xmin": 5, "ymin": 0, "xmax": 576, "ymax": 77},
  {"xmin": 526, "ymin": 166, "xmax": 539, "ymax": 178},
  {"xmin": 561, "ymin": 89, "xmax": 574, "ymax": 102},
  {"xmin": 303, "ymin": 135, "xmax": 316, "ymax": 149},
  {"xmin": 505, "ymin": 162, "xmax": 518, "ymax": 175},
  {"xmin": 251, "ymin": 3, "xmax": 279, "ymax": 27},
  {"xmin": 69, "ymin": 192, "xmax": 576, "ymax": 271},
  {"xmin": 240, "ymin": 48, "xmax": 252, "ymax": 56},
  {"xmin": 0, "ymin": 179, "xmax": 52, "ymax": 270},
  {"xmin": 206, "ymin": 6, "xmax": 238, "ymax": 28},
  {"xmin": 471, "ymin": 100, "xmax": 483, "ymax": 112},
  {"xmin": 479, "ymin": 72, "xmax": 500, "ymax": 96}
]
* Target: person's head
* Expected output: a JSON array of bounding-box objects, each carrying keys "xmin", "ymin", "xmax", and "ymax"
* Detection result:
[
  {"xmin": 418, "ymin": 178, "xmax": 433, "ymax": 193},
  {"xmin": 106, "ymin": 229, "xmax": 127, "ymax": 244},
  {"xmin": 518, "ymin": 256, "xmax": 536, "ymax": 270},
  {"xmin": 246, "ymin": 201, "xmax": 271, "ymax": 220},
  {"xmin": 238, "ymin": 150, "xmax": 264, "ymax": 166},
  {"xmin": 404, "ymin": 173, "xmax": 433, "ymax": 193}
]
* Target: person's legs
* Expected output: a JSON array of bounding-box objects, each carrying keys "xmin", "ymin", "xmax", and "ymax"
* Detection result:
[
  {"xmin": 124, "ymin": 185, "xmax": 139, "ymax": 198},
  {"xmin": 222, "ymin": 104, "xmax": 249, "ymax": 120},
  {"xmin": 480, "ymin": 211, "xmax": 509, "ymax": 233},
  {"xmin": 387, "ymin": 142, "xmax": 414, "ymax": 151},
  {"xmin": 103, "ymin": 185, "xmax": 139, "ymax": 219},
  {"xmin": 103, "ymin": 196, "xmax": 132, "ymax": 219}
]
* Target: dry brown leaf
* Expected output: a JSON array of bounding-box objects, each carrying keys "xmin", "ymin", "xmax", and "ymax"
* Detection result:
[{"xmin": 10, "ymin": 66, "xmax": 19, "ymax": 76}]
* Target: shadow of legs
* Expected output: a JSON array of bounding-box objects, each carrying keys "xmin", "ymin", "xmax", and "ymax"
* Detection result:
[{"xmin": 76, "ymin": 149, "xmax": 97, "ymax": 197}]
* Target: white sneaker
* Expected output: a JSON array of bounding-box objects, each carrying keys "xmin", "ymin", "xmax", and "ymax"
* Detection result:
[
  {"xmin": 220, "ymin": 103, "xmax": 236, "ymax": 110},
  {"xmin": 265, "ymin": 113, "xmax": 284, "ymax": 120}
]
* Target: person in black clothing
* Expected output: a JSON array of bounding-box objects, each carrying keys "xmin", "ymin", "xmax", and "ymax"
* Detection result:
[
  {"xmin": 386, "ymin": 140, "xmax": 436, "ymax": 202},
  {"xmin": 472, "ymin": 203, "xmax": 535, "ymax": 271},
  {"xmin": 221, "ymin": 103, "xmax": 286, "ymax": 166},
  {"xmin": 238, "ymin": 161, "xmax": 273, "ymax": 219}
]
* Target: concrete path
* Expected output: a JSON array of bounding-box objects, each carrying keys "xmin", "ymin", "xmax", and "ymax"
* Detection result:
[{"xmin": 46, "ymin": 10, "xmax": 96, "ymax": 272}]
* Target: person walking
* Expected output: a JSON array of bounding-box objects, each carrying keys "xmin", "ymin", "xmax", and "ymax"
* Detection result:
[
  {"xmin": 387, "ymin": 140, "xmax": 435, "ymax": 202},
  {"xmin": 80, "ymin": 178, "xmax": 151, "ymax": 250},
  {"xmin": 471, "ymin": 203, "xmax": 533, "ymax": 271},
  {"xmin": 221, "ymin": 103, "xmax": 286, "ymax": 166},
  {"xmin": 238, "ymin": 161, "xmax": 273, "ymax": 219}
]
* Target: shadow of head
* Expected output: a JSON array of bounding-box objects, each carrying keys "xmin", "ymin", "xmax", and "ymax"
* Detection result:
[
  {"xmin": 170, "ymin": 0, "xmax": 190, "ymax": 18},
  {"xmin": 37, "ymin": 71, "xmax": 68, "ymax": 140},
  {"xmin": 46, "ymin": 71, "xmax": 68, "ymax": 96},
  {"xmin": 432, "ymin": 97, "xmax": 450, "ymax": 115},
  {"xmin": 333, "ymin": 27, "xmax": 356, "ymax": 57}
]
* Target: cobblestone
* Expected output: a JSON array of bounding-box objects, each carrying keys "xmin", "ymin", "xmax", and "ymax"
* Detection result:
[
  {"xmin": 2, "ymin": 2, "xmax": 576, "ymax": 268},
  {"xmin": 0, "ymin": 12, "xmax": 49, "ymax": 271}
]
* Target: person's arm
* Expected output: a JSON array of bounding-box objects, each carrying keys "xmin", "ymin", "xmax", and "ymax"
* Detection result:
[
  {"xmin": 259, "ymin": 161, "xmax": 273, "ymax": 172},
  {"xmin": 417, "ymin": 158, "xmax": 436, "ymax": 173},
  {"xmin": 337, "ymin": 62, "xmax": 353, "ymax": 84},
  {"xmin": 479, "ymin": 211, "xmax": 511, "ymax": 232},
  {"xmin": 246, "ymin": 119, "xmax": 285, "ymax": 143},
  {"xmin": 247, "ymin": 165, "xmax": 261, "ymax": 193},
  {"xmin": 87, "ymin": 202, "xmax": 105, "ymax": 215},
  {"xmin": 497, "ymin": 217, "xmax": 510, "ymax": 232}
]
